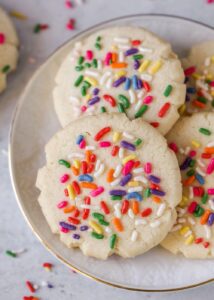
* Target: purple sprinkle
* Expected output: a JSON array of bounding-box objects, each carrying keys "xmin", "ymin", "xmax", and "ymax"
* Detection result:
[
  {"xmin": 88, "ymin": 96, "xmax": 100, "ymax": 106},
  {"xmin": 150, "ymin": 189, "xmax": 165, "ymax": 197},
  {"xmin": 93, "ymin": 88, "xmax": 99, "ymax": 95},
  {"xmin": 134, "ymin": 60, "xmax": 140, "ymax": 70},
  {"xmin": 59, "ymin": 222, "xmax": 76, "ymax": 231},
  {"xmin": 80, "ymin": 225, "xmax": 89, "ymax": 231},
  {"xmin": 113, "ymin": 76, "xmax": 126, "ymax": 87},
  {"xmin": 180, "ymin": 157, "xmax": 192, "ymax": 170},
  {"xmin": 185, "ymin": 95, "xmax": 191, "ymax": 102},
  {"xmin": 137, "ymin": 78, "xmax": 143, "ymax": 89},
  {"xmin": 125, "ymin": 48, "xmax": 139, "ymax": 56},
  {"xmin": 47, "ymin": 283, "xmax": 54, "ymax": 288},
  {"xmin": 207, "ymin": 212, "xmax": 214, "ymax": 226},
  {"xmin": 120, "ymin": 173, "xmax": 132, "ymax": 186},
  {"xmin": 120, "ymin": 140, "xmax": 136, "ymax": 151},
  {"xmin": 73, "ymin": 233, "xmax": 80, "ymax": 239},
  {"xmin": 148, "ymin": 175, "xmax": 160, "ymax": 184},
  {"xmin": 109, "ymin": 189, "xmax": 127, "ymax": 196}
]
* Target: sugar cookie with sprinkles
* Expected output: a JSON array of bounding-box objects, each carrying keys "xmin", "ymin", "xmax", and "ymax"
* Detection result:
[
  {"xmin": 0, "ymin": 6, "xmax": 19, "ymax": 93},
  {"xmin": 54, "ymin": 26, "xmax": 186, "ymax": 135},
  {"xmin": 162, "ymin": 112, "xmax": 214, "ymax": 258},
  {"xmin": 36, "ymin": 113, "xmax": 182, "ymax": 259},
  {"xmin": 182, "ymin": 41, "xmax": 214, "ymax": 115}
]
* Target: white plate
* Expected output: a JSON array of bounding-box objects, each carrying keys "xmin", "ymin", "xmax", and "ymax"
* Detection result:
[{"xmin": 9, "ymin": 15, "xmax": 214, "ymax": 291}]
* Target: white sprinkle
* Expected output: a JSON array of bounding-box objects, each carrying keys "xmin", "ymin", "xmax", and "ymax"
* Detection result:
[
  {"xmin": 197, "ymin": 159, "xmax": 206, "ymax": 168},
  {"xmin": 204, "ymin": 225, "xmax": 211, "ymax": 239},
  {"xmin": 85, "ymin": 146, "xmax": 96, "ymax": 151},
  {"xmin": 196, "ymin": 167, "xmax": 206, "ymax": 177},
  {"xmin": 156, "ymin": 203, "xmax": 166, "ymax": 217},
  {"xmin": 131, "ymin": 230, "xmax": 138, "ymax": 242},
  {"xmin": 114, "ymin": 37, "xmax": 130, "ymax": 44},
  {"xmin": 99, "ymin": 71, "xmax": 112, "ymax": 85},
  {"xmin": 128, "ymin": 208, "xmax": 135, "ymax": 219},
  {"xmin": 179, "ymin": 147, "xmax": 185, "ymax": 154},
  {"xmin": 110, "ymin": 178, "xmax": 120, "ymax": 187},
  {"xmin": 150, "ymin": 220, "xmax": 160, "ymax": 228},
  {"xmin": 140, "ymin": 73, "xmax": 152, "ymax": 82},
  {"xmin": 94, "ymin": 164, "xmax": 105, "ymax": 178},
  {"xmin": 41, "ymin": 281, "xmax": 48, "ymax": 287},
  {"xmin": 97, "ymin": 59, "xmax": 103, "ymax": 70},
  {"xmin": 184, "ymin": 146, "xmax": 190, "ymax": 155},
  {"xmin": 133, "ymin": 175, "xmax": 148, "ymax": 184},
  {"xmin": 128, "ymin": 186, "xmax": 143, "ymax": 193},
  {"xmin": 135, "ymin": 219, "xmax": 147, "ymax": 226},
  {"xmin": 189, "ymin": 187, "xmax": 194, "ymax": 199},
  {"xmin": 204, "ymin": 57, "xmax": 211, "ymax": 67},
  {"xmin": 114, "ymin": 209, "xmax": 121, "ymax": 218},
  {"xmin": 135, "ymin": 99, "xmax": 143, "ymax": 111},
  {"xmin": 208, "ymin": 199, "xmax": 214, "ymax": 211},
  {"xmin": 117, "ymin": 44, "xmax": 130, "ymax": 50},
  {"xmin": 128, "ymin": 89, "xmax": 136, "ymax": 104},
  {"xmin": 72, "ymin": 48, "xmax": 80, "ymax": 57},
  {"xmin": 184, "ymin": 230, "xmax": 192, "ymax": 238},
  {"xmin": 84, "ymin": 70, "xmax": 100, "ymax": 78},
  {"xmin": 122, "ymin": 131, "xmax": 134, "ymax": 140},
  {"xmin": 105, "ymin": 227, "xmax": 112, "ymax": 233},
  {"xmin": 139, "ymin": 46, "xmax": 153, "ymax": 53},
  {"xmin": 68, "ymin": 152, "xmax": 84, "ymax": 159},
  {"xmin": 74, "ymin": 41, "xmax": 82, "ymax": 49},
  {"xmin": 133, "ymin": 167, "xmax": 144, "ymax": 174},
  {"xmin": 187, "ymin": 217, "xmax": 195, "ymax": 225},
  {"xmin": 114, "ymin": 203, "xmax": 121, "ymax": 218},
  {"xmin": 118, "ymin": 51, "xmax": 124, "ymax": 62},
  {"xmin": 196, "ymin": 79, "xmax": 209, "ymax": 91},
  {"xmin": 176, "ymin": 207, "xmax": 186, "ymax": 214},
  {"xmin": 137, "ymin": 90, "xmax": 145, "ymax": 99},
  {"xmin": 87, "ymin": 106, "xmax": 95, "ymax": 115},
  {"xmin": 170, "ymin": 224, "xmax": 182, "ymax": 232},
  {"xmin": 80, "ymin": 204, "xmax": 100, "ymax": 210},
  {"xmin": 201, "ymin": 90, "xmax": 213, "ymax": 101},
  {"xmin": 207, "ymin": 141, "xmax": 214, "ymax": 147},
  {"xmin": 69, "ymin": 96, "xmax": 80, "ymax": 104},
  {"xmin": 73, "ymin": 106, "xmax": 81, "ymax": 117},
  {"xmin": 113, "ymin": 164, "xmax": 122, "ymax": 178},
  {"xmin": 178, "ymin": 217, "xmax": 186, "ymax": 223},
  {"xmin": 105, "ymin": 77, "xmax": 113, "ymax": 90},
  {"xmin": 119, "ymin": 147, "xmax": 124, "ymax": 159},
  {"xmin": 114, "ymin": 202, "xmax": 121, "ymax": 210},
  {"xmin": 95, "ymin": 159, "xmax": 101, "ymax": 171}
]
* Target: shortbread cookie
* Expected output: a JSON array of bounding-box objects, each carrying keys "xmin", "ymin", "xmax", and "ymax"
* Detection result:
[
  {"xmin": 0, "ymin": 7, "xmax": 19, "ymax": 93},
  {"xmin": 54, "ymin": 26, "xmax": 185, "ymax": 135},
  {"xmin": 162, "ymin": 113, "xmax": 214, "ymax": 258},
  {"xmin": 36, "ymin": 113, "xmax": 181, "ymax": 259},
  {"xmin": 182, "ymin": 42, "xmax": 214, "ymax": 115}
]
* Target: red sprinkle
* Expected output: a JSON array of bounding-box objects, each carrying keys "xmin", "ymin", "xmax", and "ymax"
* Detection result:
[
  {"xmin": 121, "ymin": 200, "xmax": 129, "ymax": 214},
  {"xmin": 187, "ymin": 201, "xmax": 197, "ymax": 214},
  {"xmin": 111, "ymin": 145, "xmax": 119, "ymax": 156},
  {"xmin": 26, "ymin": 281, "xmax": 35, "ymax": 293},
  {"xmin": 201, "ymin": 153, "xmax": 212, "ymax": 159},
  {"xmin": 43, "ymin": 262, "xmax": 53, "ymax": 269},
  {"xmin": 203, "ymin": 241, "xmax": 210, "ymax": 248},
  {"xmin": 81, "ymin": 161, "xmax": 88, "ymax": 174},
  {"xmin": 73, "ymin": 208, "xmax": 80, "ymax": 218},
  {"xmin": 68, "ymin": 216, "xmax": 80, "ymax": 225},
  {"xmin": 0, "ymin": 33, "xmax": 5, "ymax": 44},
  {"xmin": 184, "ymin": 66, "xmax": 196, "ymax": 76},
  {"xmin": 195, "ymin": 237, "xmax": 203, "ymax": 244},
  {"xmin": 82, "ymin": 196, "xmax": 90, "ymax": 219},
  {"xmin": 87, "ymin": 164, "xmax": 94, "ymax": 173},
  {"xmin": 100, "ymin": 201, "xmax": 110, "ymax": 214},
  {"xmin": 72, "ymin": 181, "xmax": 81, "ymax": 195},
  {"xmin": 64, "ymin": 188, "xmax": 69, "ymax": 197},
  {"xmin": 66, "ymin": 18, "xmax": 75, "ymax": 30},
  {"xmin": 193, "ymin": 186, "xmax": 204, "ymax": 197},
  {"xmin": 131, "ymin": 39, "xmax": 141, "ymax": 46},
  {"xmin": 142, "ymin": 81, "xmax": 151, "ymax": 92},
  {"xmin": 158, "ymin": 102, "xmax": 170, "ymax": 118},
  {"xmin": 103, "ymin": 94, "xmax": 116, "ymax": 107},
  {"xmin": 89, "ymin": 153, "xmax": 96, "ymax": 163},
  {"xmin": 169, "ymin": 142, "xmax": 178, "ymax": 153},
  {"xmin": 94, "ymin": 126, "xmax": 111, "ymax": 141},
  {"xmin": 141, "ymin": 208, "xmax": 152, "ymax": 217},
  {"xmin": 150, "ymin": 122, "xmax": 159, "ymax": 128}
]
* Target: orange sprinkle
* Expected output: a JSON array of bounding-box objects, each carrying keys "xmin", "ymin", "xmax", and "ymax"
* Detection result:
[
  {"xmin": 132, "ymin": 200, "xmax": 139, "ymax": 215},
  {"xmin": 192, "ymin": 100, "xmax": 205, "ymax": 109},
  {"xmin": 85, "ymin": 150, "xmax": 91, "ymax": 163},
  {"xmin": 71, "ymin": 166, "xmax": 79, "ymax": 176},
  {"xmin": 200, "ymin": 209, "xmax": 210, "ymax": 225},
  {"xmin": 183, "ymin": 175, "xmax": 195, "ymax": 186},
  {"xmin": 111, "ymin": 52, "xmax": 118, "ymax": 63},
  {"xmin": 152, "ymin": 196, "xmax": 161, "ymax": 203},
  {"xmin": 113, "ymin": 217, "xmax": 123, "ymax": 232},
  {"xmin": 106, "ymin": 168, "xmax": 114, "ymax": 183},
  {"xmin": 111, "ymin": 62, "xmax": 127, "ymax": 69},
  {"xmin": 63, "ymin": 205, "xmax": 75, "ymax": 213},
  {"xmin": 204, "ymin": 147, "xmax": 214, "ymax": 154},
  {"xmin": 80, "ymin": 182, "xmax": 98, "ymax": 189}
]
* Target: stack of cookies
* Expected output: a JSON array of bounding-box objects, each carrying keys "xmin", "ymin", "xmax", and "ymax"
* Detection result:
[{"xmin": 36, "ymin": 26, "xmax": 214, "ymax": 260}]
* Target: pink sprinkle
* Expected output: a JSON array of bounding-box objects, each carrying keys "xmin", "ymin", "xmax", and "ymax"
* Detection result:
[
  {"xmin": 189, "ymin": 150, "xmax": 196, "ymax": 157},
  {"xmin": 65, "ymin": 0, "xmax": 73, "ymax": 8},
  {"xmin": 60, "ymin": 174, "xmax": 70, "ymax": 183},
  {"xmin": 81, "ymin": 105, "xmax": 87, "ymax": 112},
  {"xmin": 79, "ymin": 139, "xmax": 86, "ymax": 149},
  {"xmin": 86, "ymin": 50, "xmax": 93, "ymax": 60},
  {"xmin": 122, "ymin": 160, "xmax": 135, "ymax": 176},
  {"xmin": 57, "ymin": 201, "xmax": 68, "ymax": 209},
  {"xmin": 210, "ymin": 81, "xmax": 214, "ymax": 87},
  {"xmin": 104, "ymin": 52, "xmax": 112, "ymax": 65},
  {"xmin": 144, "ymin": 162, "xmax": 152, "ymax": 174},
  {"xmin": 143, "ymin": 95, "xmax": 153, "ymax": 104},
  {"xmin": 207, "ymin": 0, "xmax": 214, "ymax": 3},
  {"xmin": 206, "ymin": 158, "xmax": 214, "ymax": 174},
  {"xmin": 60, "ymin": 227, "xmax": 69, "ymax": 233},
  {"xmin": 168, "ymin": 142, "xmax": 178, "ymax": 153},
  {"xmin": 90, "ymin": 186, "xmax": 104, "ymax": 197},
  {"xmin": 99, "ymin": 141, "xmax": 111, "ymax": 148},
  {"xmin": 0, "ymin": 33, "xmax": 5, "ymax": 44},
  {"xmin": 208, "ymin": 188, "xmax": 214, "ymax": 195},
  {"xmin": 66, "ymin": 19, "xmax": 75, "ymax": 30}
]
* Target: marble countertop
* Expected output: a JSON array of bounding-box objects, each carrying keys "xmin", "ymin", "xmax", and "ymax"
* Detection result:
[{"xmin": 0, "ymin": 0, "xmax": 214, "ymax": 299}]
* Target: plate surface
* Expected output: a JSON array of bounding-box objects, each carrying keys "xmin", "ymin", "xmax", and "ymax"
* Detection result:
[{"xmin": 9, "ymin": 15, "xmax": 214, "ymax": 291}]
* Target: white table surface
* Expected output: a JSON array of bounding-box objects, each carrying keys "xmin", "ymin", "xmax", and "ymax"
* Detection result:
[{"xmin": 0, "ymin": 0, "xmax": 214, "ymax": 299}]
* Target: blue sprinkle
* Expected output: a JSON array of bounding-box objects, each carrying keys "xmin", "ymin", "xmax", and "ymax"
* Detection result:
[
  {"xmin": 47, "ymin": 283, "xmax": 54, "ymax": 288},
  {"xmin": 208, "ymin": 212, "xmax": 214, "ymax": 226},
  {"xmin": 124, "ymin": 78, "xmax": 131, "ymax": 90},
  {"xmin": 127, "ymin": 192, "xmax": 143, "ymax": 201},
  {"xmin": 187, "ymin": 87, "xmax": 196, "ymax": 94},
  {"xmin": 78, "ymin": 174, "xmax": 93, "ymax": 182},
  {"xmin": 195, "ymin": 173, "xmax": 205, "ymax": 185},
  {"xmin": 76, "ymin": 135, "xmax": 84, "ymax": 145},
  {"xmin": 132, "ymin": 75, "xmax": 138, "ymax": 90}
]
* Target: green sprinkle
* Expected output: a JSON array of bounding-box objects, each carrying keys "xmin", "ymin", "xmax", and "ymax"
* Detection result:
[
  {"xmin": 100, "ymin": 106, "xmax": 106, "ymax": 113},
  {"xmin": 133, "ymin": 54, "xmax": 144, "ymax": 60},
  {"xmin": 33, "ymin": 24, "xmax": 40, "ymax": 33},
  {"xmin": 118, "ymin": 94, "xmax": 130, "ymax": 109},
  {"xmin": 144, "ymin": 188, "xmax": 151, "ymax": 198},
  {"xmin": 199, "ymin": 128, "xmax": 211, "ymax": 136},
  {"xmin": 134, "ymin": 138, "xmax": 143, "ymax": 146},
  {"xmin": 92, "ymin": 212, "xmax": 104, "ymax": 220},
  {"xmin": 92, "ymin": 59, "xmax": 98, "ymax": 68},
  {"xmin": 81, "ymin": 86, "xmax": 87, "ymax": 96},
  {"xmin": 99, "ymin": 219, "xmax": 109, "ymax": 226},
  {"xmin": 186, "ymin": 169, "xmax": 195, "ymax": 177},
  {"xmin": 6, "ymin": 250, "xmax": 16, "ymax": 258},
  {"xmin": 2, "ymin": 65, "xmax": 10, "ymax": 73},
  {"xmin": 75, "ymin": 65, "xmax": 84, "ymax": 72},
  {"xmin": 197, "ymin": 96, "xmax": 207, "ymax": 104},
  {"xmin": 111, "ymin": 195, "xmax": 122, "ymax": 201},
  {"xmin": 78, "ymin": 56, "xmax": 84, "ymax": 65},
  {"xmin": 135, "ymin": 105, "xmax": 148, "ymax": 118},
  {"xmin": 193, "ymin": 205, "xmax": 204, "ymax": 217},
  {"xmin": 91, "ymin": 232, "xmax": 104, "ymax": 239},
  {"xmin": 84, "ymin": 62, "xmax": 91, "ymax": 68},
  {"xmin": 201, "ymin": 193, "xmax": 208, "ymax": 204},
  {"xmin": 189, "ymin": 159, "xmax": 196, "ymax": 168},
  {"xmin": 211, "ymin": 99, "xmax": 214, "ymax": 108},
  {"xmin": 95, "ymin": 43, "xmax": 101, "ymax": 50},
  {"xmin": 58, "ymin": 159, "xmax": 71, "ymax": 168},
  {"xmin": 74, "ymin": 75, "xmax": 84, "ymax": 87},
  {"xmin": 110, "ymin": 234, "xmax": 117, "ymax": 249},
  {"xmin": 83, "ymin": 80, "xmax": 91, "ymax": 88},
  {"xmin": 118, "ymin": 103, "xmax": 125, "ymax": 113},
  {"xmin": 96, "ymin": 36, "xmax": 101, "ymax": 42},
  {"xmin": 164, "ymin": 84, "xmax": 172, "ymax": 97}
]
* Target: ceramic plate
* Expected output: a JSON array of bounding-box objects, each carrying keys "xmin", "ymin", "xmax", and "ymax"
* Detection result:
[{"xmin": 9, "ymin": 14, "xmax": 214, "ymax": 291}]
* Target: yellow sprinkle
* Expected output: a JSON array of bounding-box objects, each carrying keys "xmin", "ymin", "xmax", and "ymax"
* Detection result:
[
  {"xmin": 148, "ymin": 60, "xmax": 162, "ymax": 75},
  {"xmin": 111, "ymin": 45, "xmax": 118, "ymax": 51},
  {"xmin": 192, "ymin": 73, "xmax": 201, "ymax": 80},
  {"xmin": 89, "ymin": 220, "xmax": 103, "ymax": 234},
  {"xmin": 191, "ymin": 140, "xmax": 201, "ymax": 148},
  {"xmin": 73, "ymin": 159, "xmax": 80, "ymax": 169},
  {"xmin": 85, "ymin": 94, "xmax": 91, "ymax": 101},
  {"xmin": 67, "ymin": 184, "xmax": 75, "ymax": 200},
  {"xmin": 211, "ymin": 56, "xmax": 214, "ymax": 63},
  {"xmin": 115, "ymin": 70, "xmax": 127, "ymax": 79},
  {"xmin": 113, "ymin": 132, "xmax": 121, "ymax": 143},
  {"xmin": 10, "ymin": 10, "xmax": 28, "ymax": 20},
  {"xmin": 185, "ymin": 234, "xmax": 194, "ymax": 245},
  {"xmin": 205, "ymin": 74, "xmax": 213, "ymax": 80},
  {"xmin": 179, "ymin": 196, "xmax": 188, "ymax": 207},
  {"xmin": 211, "ymin": 90, "xmax": 214, "ymax": 97},
  {"xmin": 84, "ymin": 76, "xmax": 97, "ymax": 86},
  {"xmin": 122, "ymin": 155, "xmax": 136, "ymax": 164},
  {"xmin": 179, "ymin": 226, "xmax": 190, "ymax": 236},
  {"xmin": 128, "ymin": 181, "xmax": 139, "ymax": 187},
  {"xmin": 178, "ymin": 104, "xmax": 186, "ymax": 115},
  {"xmin": 138, "ymin": 60, "xmax": 151, "ymax": 73}
]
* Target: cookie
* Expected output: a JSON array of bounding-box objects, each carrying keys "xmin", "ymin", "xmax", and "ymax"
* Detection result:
[
  {"xmin": 0, "ymin": 7, "xmax": 19, "ymax": 93},
  {"xmin": 182, "ymin": 41, "xmax": 214, "ymax": 115},
  {"xmin": 54, "ymin": 26, "xmax": 185, "ymax": 135},
  {"xmin": 162, "ymin": 112, "xmax": 214, "ymax": 258},
  {"xmin": 36, "ymin": 113, "xmax": 181, "ymax": 259}
]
